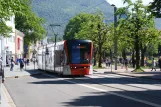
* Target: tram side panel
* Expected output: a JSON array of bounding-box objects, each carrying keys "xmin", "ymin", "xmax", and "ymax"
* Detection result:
[{"xmin": 37, "ymin": 49, "xmax": 43, "ymax": 70}]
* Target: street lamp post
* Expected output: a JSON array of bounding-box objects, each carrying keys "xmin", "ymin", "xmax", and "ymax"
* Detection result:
[
  {"xmin": 49, "ymin": 24, "xmax": 61, "ymax": 72},
  {"xmin": 111, "ymin": 4, "xmax": 118, "ymax": 70}
]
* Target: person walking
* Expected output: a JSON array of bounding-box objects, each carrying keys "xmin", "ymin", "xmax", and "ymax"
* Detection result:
[
  {"xmin": 124, "ymin": 58, "xmax": 128, "ymax": 71},
  {"xmin": 10, "ymin": 57, "xmax": 15, "ymax": 71},
  {"xmin": 151, "ymin": 58, "xmax": 156, "ymax": 71},
  {"xmin": 19, "ymin": 58, "xmax": 24, "ymax": 71},
  {"xmin": 0, "ymin": 57, "xmax": 5, "ymax": 104},
  {"xmin": 0, "ymin": 57, "xmax": 5, "ymax": 83},
  {"xmin": 158, "ymin": 57, "xmax": 161, "ymax": 71}
]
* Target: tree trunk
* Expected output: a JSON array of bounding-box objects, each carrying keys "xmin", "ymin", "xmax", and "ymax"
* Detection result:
[
  {"xmin": 94, "ymin": 50, "xmax": 97, "ymax": 66},
  {"xmin": 140, "ymin": 45, "xmax": 146, "ymax": 67},
  {"xmin": 110, "ymin": 49, "xmax": 112, "ymax": 62},
  {"xmin": 122, "ymin": 49, "xmax": 126, "ymax": 60},
  {"xmin": 135, "ymin": 35, "xmax": 140, "ymax": 69},
  {"xmin": 132, "ymin": 50, "xmax": 135, "ymax": 68},
  {"xmin": 98, "ymin": 44, "xmax": 102, "ymax": 67}
]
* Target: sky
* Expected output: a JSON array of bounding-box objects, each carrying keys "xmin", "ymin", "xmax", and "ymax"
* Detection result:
[{"xmin": 106, "ymin": 0, "xmax": 153, "ymax": 7}]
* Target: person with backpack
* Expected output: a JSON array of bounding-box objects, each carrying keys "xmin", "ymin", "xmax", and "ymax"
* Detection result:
[{"xmin": 19, "ymin": 58, "xmax": 24, "ymax": 71}]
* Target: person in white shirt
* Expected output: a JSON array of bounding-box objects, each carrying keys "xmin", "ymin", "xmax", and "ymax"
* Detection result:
[{"xmin": 151, "ymin": 58, "xmax": 156, "ymax": 71}]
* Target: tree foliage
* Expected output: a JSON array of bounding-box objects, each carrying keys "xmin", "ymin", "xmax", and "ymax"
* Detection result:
[
  {"xmin": 149, "ymin": 0, "xmax": 161, "ymax": 17},
  {"xmin": 64, "ymin": 12, "xmax": 113, "ymax": 67},
  {"xmin": 116, "ymin": 0, "xmax": 160, "ymax": 70},
  {"xmin": 0, "ymin": 0, "xmax": 22, "ymax": 36},
  {"xmin": 15, "ymin": 0, "xmax": 46, "ymax": 45}
]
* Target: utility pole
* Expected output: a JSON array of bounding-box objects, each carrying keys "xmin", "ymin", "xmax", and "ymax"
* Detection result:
[
  {"xmin": 49, "ymin": 24, "xmax": 61, "ymax": 72},
  {"xmin": 111, "ymin": 4, "xmax": 118, "ymax": 70}
]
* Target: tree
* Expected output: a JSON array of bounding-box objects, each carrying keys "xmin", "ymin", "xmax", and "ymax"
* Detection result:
[
  {"xmin": 64, "ymin": 12, "xmax": 113, "ymax": 67},
  {"xmin": 15, "ymin": 0, "xmax": 46, "ymax": 45},
  {"xmin": 149, "ymin": 0, "xmax": 161, "ymax": 17},
  {"xmin": 117, "ymin": 0, "xmax": 160, "ymax": 70},
  {"xmin": 0, "ymin": 0, "xmax": 23, "ymax": 36}
]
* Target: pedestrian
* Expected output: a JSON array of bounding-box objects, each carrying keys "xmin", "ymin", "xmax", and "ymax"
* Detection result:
[
  {"xmin": 121, "ymin": 58, "xmax": 124, "ymax": 69},
  {"xmin": 151, "ymin": 58, "xmax": 156, "ymax": 71},
  {"xmin": 105, "ymin": 58, "xmax": 108, "ymax": 67},
  {"xmin": 124, "ymin": 58, "xmax": 128, "ymax": 71},
  {"xmin": 0, "ymin": 57, "xmax": 5, "ymax": 83},
  {"xmin": 19, "ymin": 58, "xmax": 24, "ymax": 71},
  {"xmin": 0, "ymin": 57, "xmax": 5, "ymax": 104},
  {"xmin": 158, "ymin": 57, "xmax": 161, "ymax": 71},
  {"xmin": 10, "ymin": 57, "xmax": 15, "ymax": 71}
]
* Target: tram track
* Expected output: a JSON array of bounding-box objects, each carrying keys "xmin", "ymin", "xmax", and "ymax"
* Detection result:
[
  {"xmin": 41, "ymin": 72, "xmax": 161, "ymax": 107},
  {"xmin": 42, "ymin": 72, "xmax": 161, "ymax": 101},
  {"xmin": 89, "ymin": 73, "xmax": 161, "ymax": 90},
  {"xmin": 75, "ymin": 75, "xmax": 161, "ymax": 100},
  {"xmin": 93, "ymin": 73, "xmax": 161, "ymax": 87}
]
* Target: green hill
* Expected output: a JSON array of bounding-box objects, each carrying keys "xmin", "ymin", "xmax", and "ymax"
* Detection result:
[
  {"xmin": 32, "ymin": 0, "xmax": 161, "ymax": 39},
  {"xmin": 32, "ymin": 0, "xmax": 114, "ymax": 38}
]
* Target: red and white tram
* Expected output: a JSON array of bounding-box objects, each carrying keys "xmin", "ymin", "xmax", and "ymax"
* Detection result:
[{"xmin": 37, "ymin": 39, "xmax": 93, "ymax": 75}]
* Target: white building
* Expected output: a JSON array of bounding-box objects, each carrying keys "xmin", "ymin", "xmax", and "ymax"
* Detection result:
[{"xmin": 0, "ymin": 16, "xmax": 15, "ymax": 66}]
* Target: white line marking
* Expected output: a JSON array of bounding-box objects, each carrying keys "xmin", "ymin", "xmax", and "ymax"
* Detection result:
[
  {"xmin": 43, "ymin": 73, "xmax": 161, "ymax": 107},
  {"xmin": 2, "ymin": 84, "xmax": 16, "ymax": 107}
]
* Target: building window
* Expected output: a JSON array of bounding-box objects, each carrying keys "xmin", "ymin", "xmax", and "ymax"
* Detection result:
[{"xmin": 18, "ymin": 38, "xmax": 20, "ymax": 50}]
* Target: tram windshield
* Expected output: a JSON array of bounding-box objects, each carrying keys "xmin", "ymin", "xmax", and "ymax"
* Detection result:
[{"xmin": 67, "ymin": 41, "xmax": 91, "ymax": 64}]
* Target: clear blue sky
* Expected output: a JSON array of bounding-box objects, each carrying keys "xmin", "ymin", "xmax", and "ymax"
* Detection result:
[{"xmin": 106, "ymin": 0, "xmax": 153, "ymax": 7}]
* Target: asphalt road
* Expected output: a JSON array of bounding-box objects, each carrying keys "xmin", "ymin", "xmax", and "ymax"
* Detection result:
[{"xmin": 4, "ymin": 72, "xmax": 161, "ymax": 107}]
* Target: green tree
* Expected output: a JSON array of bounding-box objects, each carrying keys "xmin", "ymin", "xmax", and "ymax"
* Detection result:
[
  {"xmin": 0, "ymin": 0, "xmax": 22, "ymax": 36},
  {"xmin": 64, "ymin": 12, "xmax": 113, "ymax": 67},
  {"xmin": 117, "ymin": 0, "xmax": 160, "ymax": 70},
  {"xmin": 149, "ymin": 0, "xmax": 161, "ymax": 17},
  {"xmin": 15, "ymin": 0, "xmax": 46, "ymax": 45}
]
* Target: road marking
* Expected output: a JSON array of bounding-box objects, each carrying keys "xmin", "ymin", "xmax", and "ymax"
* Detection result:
[
  {"xmin": 43, "ymin": 73, "xmax": 161, "ymax": 107},
  {"xmin": 2, "ymin": 84, "xmax": 16, "ymax": 107}
]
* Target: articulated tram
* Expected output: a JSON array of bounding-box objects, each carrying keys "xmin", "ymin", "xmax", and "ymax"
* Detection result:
[{"xmin": 37, "ymin": 39, "xmax": 93, "ymax": 75}]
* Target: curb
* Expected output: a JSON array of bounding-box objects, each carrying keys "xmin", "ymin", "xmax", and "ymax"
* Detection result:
[
  {"xmin": 2, "ymin": 84, "xmax": 16, "ymax": 107},
  {"xmin": 94, "ymin": 69, "xmax": 161, "ymax": 81},
  {"xmin": 112, "ymin": 72, "xmax": 161, "ymax": 81}
]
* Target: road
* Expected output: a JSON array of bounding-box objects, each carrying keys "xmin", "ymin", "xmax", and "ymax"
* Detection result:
[{"xmin": 4, "ymin": 72, "xmax": 161, "ymax": 107}]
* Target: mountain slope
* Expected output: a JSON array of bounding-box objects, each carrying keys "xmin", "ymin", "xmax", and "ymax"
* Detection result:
[
  {"xmin": 32, "ymin": 0, "xmax": 161, "ymax": 38},
  {"xmin": 32, "ymin": 0, "xmax": 114, "ymax": 37}
]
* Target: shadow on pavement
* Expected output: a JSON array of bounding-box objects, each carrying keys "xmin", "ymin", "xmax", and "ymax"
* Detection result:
[
  {"xmin": 29, "ymin": 72, "xmax": 161, "ymax": 85},
  {"xmin": 62, "ymin": 90, "xmax": 161, "ymax": 107}
]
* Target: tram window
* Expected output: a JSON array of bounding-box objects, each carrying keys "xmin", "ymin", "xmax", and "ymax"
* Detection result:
[{"xmin": 67, "ymin": 42, "xmax": 91, "ymax": 64}]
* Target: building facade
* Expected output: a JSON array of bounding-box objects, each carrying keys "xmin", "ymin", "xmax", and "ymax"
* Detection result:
[
  {"xmin": 15, "ymin": 29, "xmax": 25, "ymax": 60},
  {"xmin": 0, "ymin": 16, "xmax": 16, "ymax": 66}
]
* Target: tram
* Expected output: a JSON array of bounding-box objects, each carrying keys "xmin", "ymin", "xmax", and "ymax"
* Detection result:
[{"xmin": 37, "ymin": 39, "xmax": 93, "ymax": 75}]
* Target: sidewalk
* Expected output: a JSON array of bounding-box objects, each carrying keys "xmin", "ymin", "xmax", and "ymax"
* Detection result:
[
  {"xmin": 1, "ymin": 64, "xmax": 42, "ymax": 107},
  {"xmin": 4, "ymin": 64, "xmax": 41, "ymax": 78},
  {"xmin": 94, "ymin": 65, "xmax": 161, "ymax": 80}
]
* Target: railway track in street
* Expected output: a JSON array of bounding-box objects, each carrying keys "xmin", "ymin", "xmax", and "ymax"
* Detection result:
[{"xmin": 42, "ymin": 72, "xmax": 161, "ymax": 107}]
